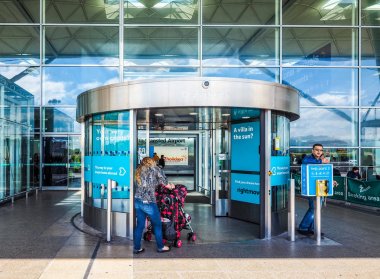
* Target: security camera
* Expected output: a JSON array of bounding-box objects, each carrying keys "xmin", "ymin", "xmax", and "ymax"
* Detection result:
[{"xmin": 202, "ymin": 80, "xmax": 210, "ymax": 89}]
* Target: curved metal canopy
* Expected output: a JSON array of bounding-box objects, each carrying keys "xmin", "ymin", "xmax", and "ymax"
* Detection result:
[{"xmin": 76, "ymin": 77, "xmax": 300, "ymax": 122}]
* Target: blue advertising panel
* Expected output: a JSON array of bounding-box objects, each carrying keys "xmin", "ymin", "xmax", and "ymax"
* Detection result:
[
  {"xmin": 85, "ymin": 155, "xmax": 130, "ymax": 186},
  {"xmin": 231, "ymin": 121, "xmax": 260, "ymax": 172},
  {"xmin": 301, "ymin": 164, "xmax": 333, "ymax": 196},
  {"xmin": 270, "ymin": 156, "xmax": 290, "ymax": 186},
  {"xmin": 231, "ymin": 173, "xmax": 260, "ymax": 204},
  {"xmin": 92, "ymin": 125, "xmax": 102, "ymax": 155},
  {"xmin": 104, "ymin": 124, "xmax": 130, "ymax": 155}
]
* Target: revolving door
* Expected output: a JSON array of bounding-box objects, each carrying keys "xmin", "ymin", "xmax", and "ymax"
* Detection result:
[{"xmin": 76, "ymin": 78, "xmax": 299, "ymax": 239}]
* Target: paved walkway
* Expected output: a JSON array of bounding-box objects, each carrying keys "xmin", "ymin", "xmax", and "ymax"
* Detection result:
[{"xmin": 0, "ymin": 191, "xmax": 379, "ymax": 278}]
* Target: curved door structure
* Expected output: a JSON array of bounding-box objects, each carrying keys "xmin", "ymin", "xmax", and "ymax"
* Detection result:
[{"xmin": 76, "ymin": 78, "xmax": 299, "ymax": 240}]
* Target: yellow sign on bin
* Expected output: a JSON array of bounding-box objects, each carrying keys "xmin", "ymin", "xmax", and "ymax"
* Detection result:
[{"xmin": 316, "ymin": 180, "xmax": 329, "ymax": 197}]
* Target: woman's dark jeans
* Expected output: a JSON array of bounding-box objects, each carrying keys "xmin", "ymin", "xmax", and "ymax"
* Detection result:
[{"xmin": 133, "ymin": 199, "xmax": 164, "ymax": 251}]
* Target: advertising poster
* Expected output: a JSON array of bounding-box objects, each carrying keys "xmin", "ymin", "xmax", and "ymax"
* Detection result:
[
  {"xmin": 231, "ymin": 173, "xmax": 260, "ymax": 204},
  {"xmin": 154, "ymin": 146, "xmax": 189, "ymax": 166},
  {"xmin": 231, "ymin": 122, "xmax": 260, "ymax": 172}
]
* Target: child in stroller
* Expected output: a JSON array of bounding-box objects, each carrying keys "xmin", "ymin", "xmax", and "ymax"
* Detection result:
[{"xmin": 143, "ymin": 184, "xmax": 196, "ymax": 248}]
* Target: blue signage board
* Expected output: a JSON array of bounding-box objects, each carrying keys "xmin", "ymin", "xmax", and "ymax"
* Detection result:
[
  {"xmin": 301, "ymin": 164, "xmax": 334, "ymax": 196},
  {"xmin": 231, "ymin": 122, "xmax": 260, "ymax": 172},
  {"xmin": 231, "ymin": 173, "xmax": 260, "ymax": 204},
  {"xmin": 104, "ymin": 124, "xmax": 130, "ymax": 155},
  {"xmin": 84, "ymin": 155, "xmax": 130, "ymax": 186},
  {"xmin": 270, "ymin": 156, "xmax": 290, "ymax": 186}
]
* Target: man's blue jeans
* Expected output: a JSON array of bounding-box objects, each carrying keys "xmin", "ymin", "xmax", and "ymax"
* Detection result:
[
  {"xmin": 299, "ymin": 197, "xmax": 324, "ymax": 232},
  {"xmin": 133, "ymin": 199, "xmax": 164, "ymax": 251}
]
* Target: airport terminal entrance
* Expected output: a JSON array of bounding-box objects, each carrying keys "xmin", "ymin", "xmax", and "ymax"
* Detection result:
[{"xmin": 77, "ymin": 78, "xmax": 299, "ymax": 240}]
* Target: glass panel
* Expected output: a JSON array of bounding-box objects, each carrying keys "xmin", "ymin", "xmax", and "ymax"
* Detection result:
[
  {"xmin": 45, "ymin": 0, "xmax": 119, "ymax": 23},
  {"xmin": 44, "ymin": 26, "xmax": 119, "ymax": 65},
  {"xmin": 0, "ymin": 0, "xmax": 39, "ymax": 23},
  {"xmin": 203, "ymin": 27, "xmax": 279, "ymax": 66},
  {"xmin": 361, "ymin": 28, "xmax": 380, "ymax": 66},
  {"xmin": 0, "ymin": 66, "xmax": 41, "ymax": 105},
  {"xmin": 361, "ymin": 148, "xmax": 380, "ymax": 181},
  {"xmin": 125, "ymin": 0, "xmax": 198, "ymax": 24},
  {"xmin": 203, "ymin": 0, "xmax": 277, "ymax": 25},
  {"xmin": 290, "ymin": 147, "xmax": 358, "ymax": 175},
  {"xmin": 0, "ymin": 26, "xmax": 39, "ymax": 65},
  {"xmin": 32, "ymin": 135, "xmax": 40, "ymax": 187},
  {"xmin": 43, "ymin": 67, "xmax": 119, "ymax": 105},
  {"xmin": 283, "ymin": 0, "xmax": 357, "ymax": 25},
  {"xmin": 34, "ymin": 107, "xmax": 40, "ymax": 133},
  {"xmin": 361, "ymin": 108, "xmax": 380, "ymax": 147},
  {"xmin": 362, "ymin": 0, "xmax": 380, "ymax": 26},
  {"xmin": 361, "ymin": 68, "xmax": 380, "ymax": 106},
  {"xmin": 68, "ymin": 136, "xmax": 81, "ymax": 188},
  {"xmin": 42, "ymin": 136, "xmax": 68, "ymax": 186},
  {"xmin": 282, "ymin": 28, "xmax": 358, "ymax": 66},
  {"xmin": 124, "ymin": 27, "xmax": 198, "ymax": 66},
  {"xmin": 290, "ymin": 108, "xmax": 358, "ymax": 146},
  {"xmin": 282, "ymin": 68, "xmax": 358, "ymax": 106},
  {"xmin": 43, "ymin": 107, "xmax": 80, "ymax": 133},
  {"xmin": 124, "ymin": 67, "xmax": 198, "ymax": 80},
  {"xmin": 203, "ymin": 67, "xmax": 279, "ymax": 82},
  {"xmin": 271, "ymin": 114, "xmax": 290, "ymax": 212}
]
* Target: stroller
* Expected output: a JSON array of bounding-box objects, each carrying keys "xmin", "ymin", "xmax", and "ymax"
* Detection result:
[{"xmin": 143, "ymin": 184, "xmax": 196, "ymax": 248}]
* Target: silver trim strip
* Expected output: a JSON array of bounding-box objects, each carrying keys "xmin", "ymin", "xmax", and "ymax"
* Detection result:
[{"xmin": 76, "ymin": 78, "xmax": 300, "ymax": 122}]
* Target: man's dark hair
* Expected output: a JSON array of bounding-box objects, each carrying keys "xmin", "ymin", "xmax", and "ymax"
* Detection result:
[
  {"xmin": 312, "ymin": 143, "xmax": 323, "ymax": 149},
  {"xmin": 352, "ymin": 167, "xmax": 359, "ymax": 171}
]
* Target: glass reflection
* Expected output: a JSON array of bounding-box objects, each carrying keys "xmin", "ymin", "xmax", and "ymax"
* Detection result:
[
  {"xmin": 361, "ymin": 68, "xmax": 380, "ymax": 106},
  {"xmin": 43, "ymin": 67, "xmax": 119, "ymax": 105},
  {"xmin": 283, "ymin": 68, "xmax": 358, "ymax": 106},
  {"xmin": 282, "ymin": 28, "xmax": 358, "ymax": 66},
  {"xmin": 203, "ymin": 67, "xmax": 279, "ymax": 82},
  {"xmin": 203, "ymin": 27, "xmax": 279, "ymax": 66},
  {"xmin": 0, "ymin": 66, "xmax": 41, "ymax": 105},
  {"xmin": 361, "ymin": 148, "xmax": 380, "ymax": 181},
  {"xmin": 361, "ymin": 108, "xmax": 380, "ymax": 147},
  {"xmin": 68, "ymin": 136, "xmax": 81, "ymax": 188},
  {"xmin": 44, "ymin": 26, "xmax": 119, "ymax": 65},
  {"xmin": 45, "ymin": 0, "xmax": 119, "ymax": 23},
  {"xmin": 124, "ymin": 67, "xmax": 198, "ymax": 80},
  {"xmin": 43, "ymin": 107, "xmax": 80, "ymax": 133},
  {"xmin": 125, "ymin": 0, "xmax": 198, "ymax": 24},
  {"xmin": 290, "ymin": 108, "xmax": 358, "ymax": 146},
  {"xmin": 0, "ymin": 0, "xmax": 39, "ymax": 23},
  {"xmin": 362, "ymin": 0, "xmax": 380, "ymax": 25},
  {"xmin": 203, "ymin": 0, "xmax": 277, "ymax": 25},
  {"xmin": 283, "ymin": 0, "xmax": 357, "ymax": 25},
  {"xmin": 0, "ymin": 26, "xmax": 39, "ymax": 65},
  {"xmin": 124, "ymin": 27, "xmax": 198, "ymax": 66},
  {"xmin": 361, "ymin": 28, "xmax": 380, "ymax": 66},
  {"xmin": 43, "ymin": 136, "xmax": 67, "ymax": 186}
]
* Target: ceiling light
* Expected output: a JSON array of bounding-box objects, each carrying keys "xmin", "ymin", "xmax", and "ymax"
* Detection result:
[
  {"xmin": 189, "ymin": 112, "xmax": 198, "ymax": 115},
  {"xmin": 222, "ymin": 113, "xmax": 230, "ymax": 117},
  {"xmin": 155, "ymin": 113, "xmax": 163, "ymax": 117},
  {"xmin": 242, "ymin": 116, "xmax": 250, "ymax": 119}
]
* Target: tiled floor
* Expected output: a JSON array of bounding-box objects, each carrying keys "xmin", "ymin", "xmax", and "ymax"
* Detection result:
[{"xmin": 0, "ymin": 190, "xmax": 379, "ymax": 278}]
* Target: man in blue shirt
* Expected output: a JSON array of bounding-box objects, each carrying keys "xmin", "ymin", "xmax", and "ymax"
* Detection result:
[{"xmin": 298, "ymin": 143, "xmax": 329, "ymax": 236}]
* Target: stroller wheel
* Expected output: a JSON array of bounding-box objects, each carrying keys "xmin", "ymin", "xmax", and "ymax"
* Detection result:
[
  {"xmin": 191, "ymin": 233, "xmax": 197, "ymax": 242},
  {"xmin": 143, "ymin": 232, "xmax": 152, "ymax": 241},
  {"xmin": 174, "ymin": 239, "xmax": 182, "ymax": 248}
]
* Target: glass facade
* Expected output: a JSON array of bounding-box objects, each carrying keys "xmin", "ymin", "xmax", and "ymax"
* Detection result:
[{"xmin": 1, "ymin": 0, "xmax": 380, "ymax": 201}]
